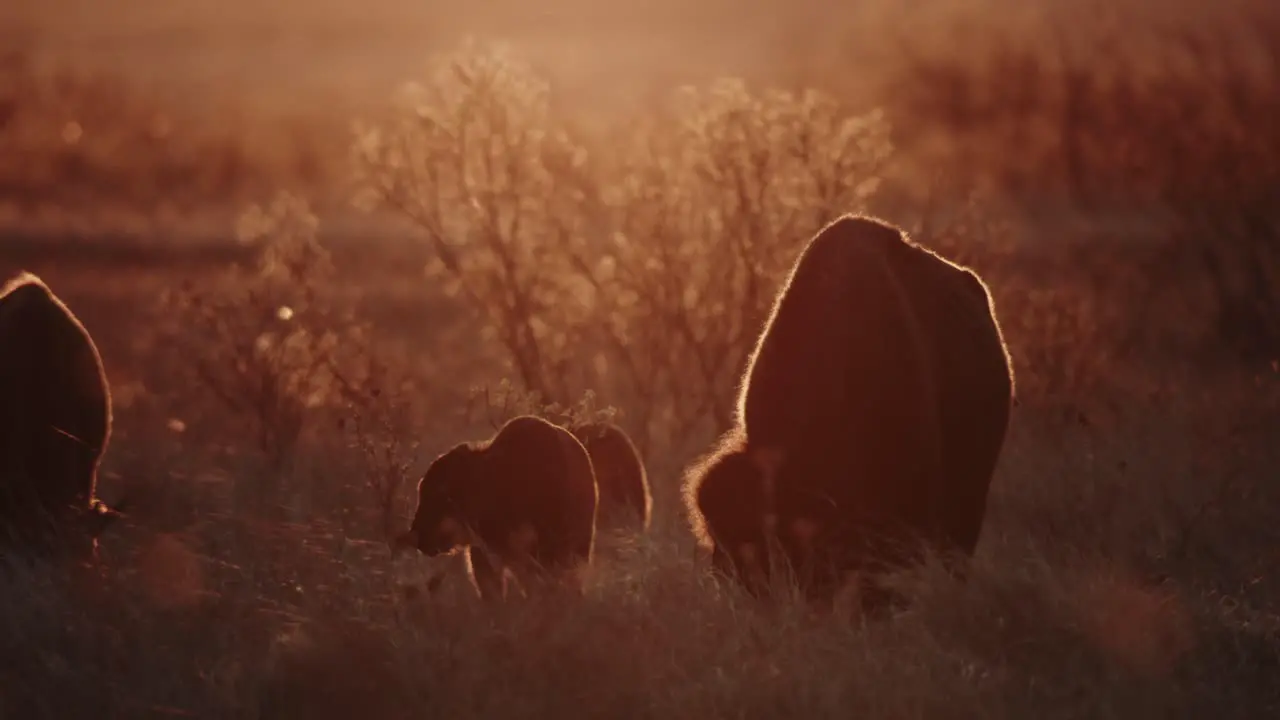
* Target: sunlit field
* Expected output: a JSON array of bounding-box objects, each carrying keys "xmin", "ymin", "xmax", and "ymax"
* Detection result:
[{"xmin": 2, "ymin": 1, "xmax": 1279, "ymax": 717}]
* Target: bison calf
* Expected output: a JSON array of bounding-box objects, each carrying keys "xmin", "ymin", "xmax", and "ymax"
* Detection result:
[
  {"xmin": 683, "ymin": 427, "xmax": 774, "ymax": 592},
  {"xmin": 684, "ymin": 214, "xmax": 1015, "ymax": 609},
  {"xmin": 571, "ymin": 421, "xmax": 652, "ymax": 531},
  {"xmin": 1, "ymin": 272, "xmax": 123, "ymax": 560},
  {"xmin": 394, "ymin": 415, "xmax": 599, "ymax": 600}
]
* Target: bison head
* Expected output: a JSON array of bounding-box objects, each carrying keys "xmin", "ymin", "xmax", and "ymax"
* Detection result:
[
  {"xmin": 693, "ymin": 448, "xmax": 777, "ymax": 594},
  {"xmin": 394, "ymin": 444, "xmax": 480, "ymax": 558}
]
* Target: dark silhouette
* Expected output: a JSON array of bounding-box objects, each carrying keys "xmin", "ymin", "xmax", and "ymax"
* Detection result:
[
  {"xmin": 394, "ymin": 415, "xmax": 598, "ymax": 600},
  {"xmin": 0, "ymin": 272, "xmax": 122, "ymax": 561},
  {"xmin": 571, "ymin": 421, "xmax": 652, "ymax": 531},
  {"xmin": 683, "ymin": 426, "xmax": 772, "ymax": 591},
  {"xmin": 684, "ymin": 214, "xmax": 1015, "ymax": 609}
]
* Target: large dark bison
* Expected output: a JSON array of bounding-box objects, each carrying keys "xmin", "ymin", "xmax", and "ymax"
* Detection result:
[
  {"xmin": 394, "ymin": 415, "xmax": 599, "ymax": 600},
  {"xmin": 571, "ymin": 421, "xmax": 652, "ymax": 531},
  {"xmin": 0, "ymin": 272, "xmax": 122, "ymax": 559},
  {"xmin": 683, "ymin": 214, "xmax": 1015, "ymax": 608}
]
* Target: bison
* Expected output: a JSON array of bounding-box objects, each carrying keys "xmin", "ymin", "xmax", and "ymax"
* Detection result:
[
  {"xmin": 394, "ymin": 415, "xmax": 599, "ymax": 600},
  {"xmin": 0, "ymin": 271, "xmax": 123, "ymax": 560},
  {"xmin": 683, "ymin": 214, "xmax": 1015, "ymax": 608},
  {"xmin": 683, "ymin": 426, "xmax": 773, "ymax": 590},
  {"xmin": 571, "ymin": 421, "xmax": 652, "ymax": 531}
]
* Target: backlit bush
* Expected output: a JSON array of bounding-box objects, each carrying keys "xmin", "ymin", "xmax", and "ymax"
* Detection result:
[
  {"xmin": 157, "ymin": 193, "xmax": 371, "ymax": 510},
  {"xmin": 353, "ymin": 40, "xmax": 894, "ymax": 459}
]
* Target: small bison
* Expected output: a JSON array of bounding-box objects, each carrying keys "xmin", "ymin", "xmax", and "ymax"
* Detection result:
[
  {"xmin": 0, "ymin": 272, "xmax": 122, "ymax": 559},
  {"xmin": 683, "ymin": 426, "xmax": 772, "ymax": 588},
  {"xmin": 394, "ymin": 415, "xmax": 599, "ymax": 600},
  {"xmin": 684, "ymin": 214, "xmax": 1015, "ymax": 608},
  {"xmin": 571, "ymin": 421, "xmax": 652, "ymax": 531}
]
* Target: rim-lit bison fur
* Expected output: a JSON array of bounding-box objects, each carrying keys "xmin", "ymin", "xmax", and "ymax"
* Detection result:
[
  {"xmin": 1, "ymin": 272, "xmax": 123, "ymax": 560},
  {"xmin": 394, "ymin": 415, "xmax": 599, "ymax": 600},
  {"xmin": 571, "ymin": 421, "xmax": 652, "ymax": 531},
  {"xmin": 683, "ymin": 214, "xmax": 1015, "ymax": 610},
  {"xmin": 683, "ymin": 427, "xmax": 772, "ymax": 589}
]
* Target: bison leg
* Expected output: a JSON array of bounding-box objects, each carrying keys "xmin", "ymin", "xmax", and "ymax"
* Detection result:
[{"xmin": 465, "ymin": 546, "xmax": 508, "ymax": 601}]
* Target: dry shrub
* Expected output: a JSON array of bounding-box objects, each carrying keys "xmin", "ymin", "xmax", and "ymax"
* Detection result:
[
  {"xmin": 353, "ymin": 39, "xmax": 893, "ymax": 460},
  {"xmin": 592, "ymin": 79, "xmax": 891, "ymax": 451},
  {"xmin": 333, "ymin": 367, "xmax": 425, "ymax": 543},
  {"xmin": 888, "ymin": 1, "xmax": 1280, "ymax": 362},
  {"xmin": 352, "ymin": 40, "xmax": 597, "ymax": 410},
  {"xmin": 459, "ymin": 379, "xmax": 619, "ymax": 437},
  {"xmin": 161, "ymin": 195, "xmax": 340, "ymax": 464},
  {"xmin": 156, "ymin": 193, "xmax": 377, "ymax": 514}
]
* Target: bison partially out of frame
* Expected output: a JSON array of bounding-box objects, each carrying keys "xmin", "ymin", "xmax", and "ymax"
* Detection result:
[
  {"xmin": 571, "ymin": 421, "xmax": 652, "ymax": 532},
  {"xmin": 394, "ymin": 415, "xmax": 599, "ymax": 600},
  {"xmin": 0, "ymin": 271, "xmax": 123, "ymax": 560},
  {"xmin": 684, "ymin": 214, "xmax": 1015, "ymax": 609}
]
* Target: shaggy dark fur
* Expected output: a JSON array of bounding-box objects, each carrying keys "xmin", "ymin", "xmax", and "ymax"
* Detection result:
[
  {"xmin": 0, "ymin": 272, "xmax": 122, "ymax": 559},
  {"xmin": 683, "ymin": 214, "xmax": 1015, "ymax": 607},
  {"xmin": 571, "ymin": 421, "xmax": 652, "ymax": 531},
  {"xmin": 682, "ymin": 427, "xmax": 773, "ymax": 592},
  {"xmin": 394, "ymin": 415, "xmax": 599, "ymax": 599}
]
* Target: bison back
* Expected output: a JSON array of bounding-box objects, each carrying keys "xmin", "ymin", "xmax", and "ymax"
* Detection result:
[
  {"xmin": 741, "ymin": 216, "xmax": 946, "ymax": 512},
  {"xmin": 482, "ymin": 416, "xmax": 598, "ymax": 568},
  {"xmin": 0, "ymin": 273, "xmax": 112, "ymax": 546},
  {"xmin": 740, "ymin": 216, "xmax": 967, "ymax": 595},
  {"xmin": 574, "ymin": 422, "xmax": 651, "ymax": 530},
  {"xmin": 886, "ymin": 243, "xmax": 1015, "ymax": 557},
  {"xmin": 738, "ymin": 215, "xmax": 943, "ymax": 459}
]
